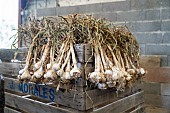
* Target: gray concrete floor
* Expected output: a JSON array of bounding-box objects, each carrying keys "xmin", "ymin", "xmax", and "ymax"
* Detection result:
[{"xmin": 145, "ymin": 106, "xmax": 170, "ymax": 113}]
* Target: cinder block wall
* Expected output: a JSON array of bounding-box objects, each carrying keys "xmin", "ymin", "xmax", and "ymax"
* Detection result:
[{"xmin": 22, "ymin": 0, "xmax": 170, "ymax": 66}]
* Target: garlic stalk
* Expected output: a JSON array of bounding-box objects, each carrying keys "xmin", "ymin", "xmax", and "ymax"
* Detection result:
[
  {"xmin": 53, "ymin": 41, "xmax": 68, "ymax": 71},
  {"xmin": 61, "ymin": 58, "xmax": 71, "ymax": 83},
  {"xmin": 18, "ymin": 43, "xmax": 34, "ymax": 80},
  {"xmin": 44, "ymin": 45, "xmax": 57, "ymax": 80},
  {"xmin": 33, "ymin": 38, "xmax": 50, "ymax": 79},
  {"xmin": 70, "ymin": 41, "xmax": 81, "ymax": 78},
  {"xmin": 57, "ymin": 49, "xmax": 71, "ymax": 76},
  {"xmin": 99, "ymin": 43, "xmax": 112, "ymax": 79}
]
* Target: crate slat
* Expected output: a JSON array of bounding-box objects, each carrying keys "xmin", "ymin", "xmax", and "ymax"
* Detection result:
[
  {"xmin": 4, "ymin": 77, "xmax": 85, "ymax": 110},
  {"xmin": 0, "ymin": 62, "xmax": 24, "ymax": 76},
  {"xmin": 85, "ymin": 81, "xmax": 142, "ymax": 110},
  {"xmin": 92, "ymin": 91, "xmax": 144, "ymax": 113},
  {"xmin": 4, "ymin": 106, "xmax": 22, "ymax": 113},
  {"xmin": 5, "ymin": 92, "xmax": 73, "ymax": 113},
  {"xmin": 129, "ymin": 104, "xmax": 145, "ymax": 113}
]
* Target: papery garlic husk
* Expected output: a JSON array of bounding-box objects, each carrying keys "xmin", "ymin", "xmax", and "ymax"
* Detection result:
[
  {"xmin": 33, "ymin": 66, "xmax": 44, "ymax": 78},
  {"xmin": 61, "ymin": 72, "xmax": 71, "ymax": 83},
  {"xmin": 89, "ymin": 72, "xmax": 101, "ymax": 83},
  {"xmin": 127, "ymin": 68, "xmax": 136, "ymax": 75},
  {"xmin": 52, "ymin": 63, "xmax": 61, "ymax": 71},
  {"xmin": 44, "ymin": 69, "xmax": 57, "ymax": 80},
  {"xmin": 139, "ymin": 68, "xmax": 145, "ymax": 75},
  {"xmin": 57, "ymin": 69, "xmax": 64, "ymax": 77},
  {"xmin": 98, "ymin": 83, "xmax": 107, "ymax": 89},
  {"xmin": 30, "ymin": 75, "xmax": 38, "ymax": 82},
  {"xmin": 125, "ymin": 74, "xmax": 132, "ymax": 81},
  {"xmin": 19, "ymin": 68, "xmax": 25, "ymax": 75},
  {"xmin": 111, "ymin": 67, "xmax": 120, "ymax": 81},
  {"xmin": 106, "ymin": 81, "xmax": 116, "ymax": 88},
  {"xmin": 33, "ymin": 61, "xmax": 42, "ymax": 71},
  {"xmin": 70, "ymin": 66, "xmax": 81, "ymax": 78},
  {"xmin": 47, "ymin": 63, "xmax": 52, "ymax": 70},
  {"xmin": 20, "ymin": 69, "xmax": 31, "ymax": 80}
]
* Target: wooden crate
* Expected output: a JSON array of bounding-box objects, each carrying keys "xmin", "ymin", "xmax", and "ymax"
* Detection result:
[{"xmin": 0, "ymin": 45, "xmax": 145, "ymax": 112}]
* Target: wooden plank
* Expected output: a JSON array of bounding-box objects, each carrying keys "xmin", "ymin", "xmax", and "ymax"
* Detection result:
[
  {"xmin": 0, "ymin": 48, "xmax": 27, "ymax": 62},
  {"xmin": 125, "ymin": 104, "xmax": 145, "ymax": 113},
  {"xmin": 4, "ymin": 107, "xmax": 22, "ymax": 113},
  {"xmin": 85, "ymin": 81, "xmax": 142, "ymax": 109},
  {"xmin": 4, "ymin": 77, "xmax": 85, "ymax": 110},
  {"xmin": 143, "ymin": 67, "xmax": 170, "ymax": 83},
  {"xmin": 0, "ymin": 62, "xmax": 25, "ymax": 76},
  {"xmin": 74, "ymin": 44, "xmax": 93, "ymax": 63},
  {"xmin": 144, "ymin": 94, "xmax": 170, "ymax": 110},
  {"xmin": 92, "ymin": 91, "xmax": 144, "ymax": 113},
  {"xmin": 5, "ymin": 92, "xmax": 73, "ymax": 113}
]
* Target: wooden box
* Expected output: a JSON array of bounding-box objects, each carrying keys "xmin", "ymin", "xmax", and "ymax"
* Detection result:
[{"xmin": 0, "ymin": 45, "xmax": 145, "ymax": 112}]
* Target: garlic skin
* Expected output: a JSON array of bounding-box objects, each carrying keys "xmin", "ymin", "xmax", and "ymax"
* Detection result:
[
  {"xmin": 52, "ymin": 63, "xmax": 61, "ymax": 71},
  {"xmin": 125, "ymin": 74, "xmax": 132, "ymax": 81},
  {"xmin": 61, "ymin": 72, "xmax": 71, "ymax": 81},
  {"xmin": 98, "ymin": 83, "xmax": 107, "ymax": 89},
  {"xmin": 46, "ymin": 63, "xmax": 52, "ymax": 70},
  {"xmin": 89, "ymin": 72, "xmax": 101, "ymax": 83},
  {"xmin": 33, "ymin": 61, "xmax": 42, "ymax": 71},
  {"xmin": 70, "ymin": 66, "xmax": 81, "ymax": 78},
  {"xmin": 19, "ymin": 68, "xmax": 25, "ymax": 75},
  {"xmin": 139, "ymin": 68, "xmax": 145, "ymax": 75},
  {"xmin": 20, "ymin": 69, "xmax": 31, "ymax": 80},
  {"xmin": 44, "ymin": 69, "xmax": 57, "ymax": 80},
  {"xmin": 33, "ymin": 66, "xmax": 44, "ymax": 78},
  {"xmin": 57, "ymin": 69, "xmax": 64, "ymax": 77}
]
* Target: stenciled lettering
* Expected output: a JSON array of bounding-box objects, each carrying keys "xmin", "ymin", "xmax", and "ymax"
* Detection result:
[{"xmin": 49, "ymin": 88, "xmax": 55, "ymax": 101}]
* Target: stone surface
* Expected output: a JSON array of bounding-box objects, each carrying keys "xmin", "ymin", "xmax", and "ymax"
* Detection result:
[
  {"xmin": 130, "ymin": 0, "xmax": 161, "ymax": 10},
  {"xmin": 134, "ymin": 33, "xmax": 162, "ymax": 44},
  {"xmin": 144, "ymin": 67, "xmax": 170, "ymax": 83},
  {"xmin": 140, "ymin": 55, "xmax": 161, "ymax": 67},
  {"xmin": 145, "ymin": 44, "xmax": 170, "ymax": 55},
  {"xmin": 161, "ymin": 83, "xmax": 170, "ymax": 96}
]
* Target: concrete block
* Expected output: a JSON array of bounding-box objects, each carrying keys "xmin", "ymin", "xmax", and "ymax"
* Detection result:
[
  {"xmin": 56, "ymin": 6, "xmax": 79, "ymax": 15},
  {"xmin": 140, "ymin": 55, "xmax": 161, "ymax": 67},
  {"xmin": 161, "ymin": 8, "xmax": 170, "ymax": 20},
  {"xmin": 167, "ymin": 56, "xmax": 170, "ymax": 67},
  {"xmin": 102, "ymin": 1, "xmax": 130, "ymax": 12},
  {"xmin": 144, "ymin": 94, "xmax": 170, "ymax": 110},
  {"xmin": 131, "ymin": 21, "xmax": 161, "ymax": 32},
  {"xmin": 161, "ymin": 83, "xmax": 170, "ymax": 96},
  {"xmin": 37, "ymin": 8, "xmax": 56, "ymax": 17},
  {"xmin": 46, "ymin": 0, "xmax": 56, "ymax": 8},
  {"xmin": 161, "ymin": 0, "xmax": 170, "ymax": 8},
  {"xmin": 142, "ymin": 81, "xmax": 160, "ymax": 95},
  {"xmin": 116, "ymin": 10, "xmax": 145, "ymax": 22},
  {"xmin": 145, "ymin": 44, "xmax": 170, "ymax": 55},
  {"xmin": 134, "ymin": 33, "xmax": 162, "ymax": 44},
  {"xmin": 161, "ymin": 20, "xmax": 170, "ymax": 31},
  {"xmin": 163, "ymin": 33, "xmax": 170, "ymax": 43},
  {"xmin": 139, "ymin": 44, "xmax": 145, "ymax": 55},
  {"xmin": 144, "ymin": 67, "xmax": 170, "ymax": 83},
  {"xmin": 161, "ymin": 55, "xmax": 168, "ymax": 67},
  {"xmin": 36, "ymin": 0, "xmax": 46, "ymax": 9},
  {"xmin": 145, "ymin": 9, "xmax": 160, "ymax": 20},
  {"xmin": 130, "ymin": 0, "xmax": 161, "ymax": 10},
  {"xmin": 93, "ymin": 12, "xmax": 117, "ymax": 21},
  {"xmin": 27, "ymin": 1, "xmax": 36, "ymax": 10},
  {"xmin": 78, "ymin": 3, "xmax": 103, "ymax": 14}
]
